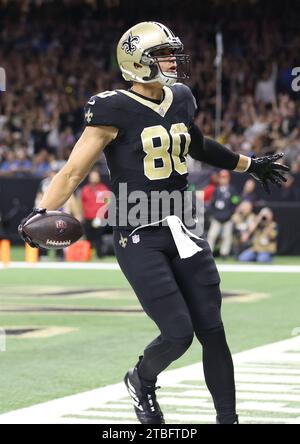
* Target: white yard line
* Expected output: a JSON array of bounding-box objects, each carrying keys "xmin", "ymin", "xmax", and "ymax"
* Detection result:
[
  {"xmin": 0, "ymin": 262, "xmax": 120, "ymax": 270},
  {"xmin": 1, "ymin": 262, "xmax": 300, "ymax": 273},
  {"xmin": 0, "ymin": 335, "xmax": 299, "ymax": 424}
]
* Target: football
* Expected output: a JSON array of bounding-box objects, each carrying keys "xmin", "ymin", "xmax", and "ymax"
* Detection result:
[{"xmin": 22, "ymin": 211, "xmax": 83, "ymax": 250}]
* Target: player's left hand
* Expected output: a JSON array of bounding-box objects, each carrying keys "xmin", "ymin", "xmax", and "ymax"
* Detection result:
[
  {"xmin": 247, "ymin": 153, "xmax": 290, "ymax": 194},
  {"xmin": 18, "ymin": 208, "xmax": 46, "ymax": 247}
]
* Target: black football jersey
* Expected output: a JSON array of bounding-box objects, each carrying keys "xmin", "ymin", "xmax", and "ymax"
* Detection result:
[{"xmin": 84, "ymin": 83, "xmax": 197, "ymax": 225}]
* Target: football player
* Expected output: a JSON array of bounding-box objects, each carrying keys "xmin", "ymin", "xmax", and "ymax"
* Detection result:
[{"xmin": 19, "ymin": 22, "xmax": 289, "ymax": 424}]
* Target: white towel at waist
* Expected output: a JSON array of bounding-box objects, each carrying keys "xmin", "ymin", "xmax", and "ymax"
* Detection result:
[{"xmin": 129, "ymin": 215, "xmax": 203, "ymax": 259}]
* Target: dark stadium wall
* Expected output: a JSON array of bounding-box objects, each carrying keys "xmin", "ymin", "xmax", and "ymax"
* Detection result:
[
  {"xmin": 0, "ymin": 178, "xmax": 41, "ymax": 243},
  {"xmin": 1, "ymin": 178, "xmax": 300, "ymax": 255}
]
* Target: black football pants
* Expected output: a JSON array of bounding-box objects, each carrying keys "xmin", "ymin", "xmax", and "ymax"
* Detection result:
[{"xmin": 113, "ymin": 226, "xmax": 236, "ymax": 421}]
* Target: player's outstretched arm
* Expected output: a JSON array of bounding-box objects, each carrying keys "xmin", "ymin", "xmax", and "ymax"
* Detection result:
[
  {"xmin": 188, "ymin": 123, "xmax": 290, "ymax": 193},
  {"xmin": 38, "ymin": 125, "xmax": 117, "ymax": 210}
]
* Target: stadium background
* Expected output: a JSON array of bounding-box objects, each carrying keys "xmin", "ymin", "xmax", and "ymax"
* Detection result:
[{"xmin": 0, "ymin": 0, "xmax": 299, "ymax": 425}]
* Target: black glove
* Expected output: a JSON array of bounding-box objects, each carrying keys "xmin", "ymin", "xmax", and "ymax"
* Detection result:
[
  {"xmin": 248, "ymin": 153, "xmax": 290, "ymax": 194},
  {"xmin": 18, "ymin": 208, "xmax": 46, "ymax": 248}
]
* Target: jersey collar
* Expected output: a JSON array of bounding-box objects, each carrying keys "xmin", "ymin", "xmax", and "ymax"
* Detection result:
[{"xmin": 118, "ymin": 86, "xmax": 173, "ymax": 117}]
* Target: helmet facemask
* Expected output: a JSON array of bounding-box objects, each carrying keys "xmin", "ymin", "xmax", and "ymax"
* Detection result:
[{"xmin": 141, "ymin": 42, "xmax": 190, "ymax": 86}]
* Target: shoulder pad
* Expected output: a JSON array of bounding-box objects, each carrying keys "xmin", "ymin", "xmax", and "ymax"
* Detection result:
[
  {"xmin": 84, "ymin": 90, "xmax": 122, "ymax": 127},
  {"xmin": 172, "ymin": 83, "xmax": 197, "ymax": 120}
]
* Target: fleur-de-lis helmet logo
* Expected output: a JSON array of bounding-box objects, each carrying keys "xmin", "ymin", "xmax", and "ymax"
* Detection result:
[{"xmin": 121, "ymin": 32, "xmax": 140, "ymax": 56}]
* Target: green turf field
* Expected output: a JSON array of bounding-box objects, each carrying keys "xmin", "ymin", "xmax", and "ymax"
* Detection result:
[
  {"xmin": 0, "ymin": 260, "xmax": 299, "ymax": 417},
  {"xmin": 8, "ymin": 245, "xmax": 300, "ymax": 264}
]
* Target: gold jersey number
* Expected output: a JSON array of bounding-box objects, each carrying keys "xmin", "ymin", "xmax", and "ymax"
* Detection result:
[{"xmin": 141, "ymin": 123, "xmax": 191, "ymax": 180}]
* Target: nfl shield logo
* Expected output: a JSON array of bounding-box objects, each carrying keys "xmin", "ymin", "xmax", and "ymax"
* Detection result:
[
  {"xmin": 56, "ymin": 219, "xmax": 67, "ymax": 235},
  {"xmin": 132, "ymin": 234, "xmax": 140, "ymax": 244}
]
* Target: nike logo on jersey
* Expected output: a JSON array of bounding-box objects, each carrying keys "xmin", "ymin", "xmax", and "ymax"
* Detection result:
[{"xmin": 88, "ymin": 99, "xmax": 95, "ymax": 105}]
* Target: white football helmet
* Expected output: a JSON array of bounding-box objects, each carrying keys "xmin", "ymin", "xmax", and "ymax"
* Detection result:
[{"xmin": 116, "ymin": 21, "xmax": 190, "ymax": 86}]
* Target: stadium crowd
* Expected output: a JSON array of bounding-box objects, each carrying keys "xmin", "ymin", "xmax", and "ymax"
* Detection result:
[
  {"xmin": 0, "ymin": 0, "xmax": 300, "ymax": 189},
  {"xmin": 0, "ymin": 0, "xmax": 299, "ymax": 257}
]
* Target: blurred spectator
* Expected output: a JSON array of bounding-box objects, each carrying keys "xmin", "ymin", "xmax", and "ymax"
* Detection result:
[
  {"xmin": 255, "ymin": 63, "xmax": 277, "ymax": 106},
  {"xmin": 32, "ymin": 149, "xmax": 51, "ymax": 178},
  {"xmin": 10, "ymin": 148, "xmax": 32, "ymax": 177},
  {"xmin": 241, "ymin": 178, "xmax": 257, "ymax": 202},
  {"xmin": 238, "ymin": 207, "xmax": 277, "ymax": 263},
  {"xmin": 203, "ymin": 173, "xmax": 217, "ymax": 204},
  {"xmin": 81, "ymin": 170, "xmax": 110, "ymax": 258},
  {"xmin": 231, "ymin": 200, "xmax": 256, "ymax": 258},
  {"xmin": 0, "ymin": 150, "xmax": 16, "ymax": 176},
  {"xmin": 207, "ymin": 170, "xmax": 239, "ymax": 258},
  {"xmin": 0, "ymin": 0, "xmax": 299, "ymax": 200}
]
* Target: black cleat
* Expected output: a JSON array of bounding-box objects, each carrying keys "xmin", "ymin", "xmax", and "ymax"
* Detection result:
[
  {"xmin": 216, "ymin": 415, "xmax": 239, "ymax": 424},
  {"xmin": 124, "ymin": 364, "xmax": 165, "ymax": 424}
]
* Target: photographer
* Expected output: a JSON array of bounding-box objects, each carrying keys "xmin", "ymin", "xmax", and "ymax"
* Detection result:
[
  {"xmin": 231, "ymin": 200, "xmax": 256, "ymax": 258},
  {"xmin": 238, "ymin": 208, "xmax": 278, "ymax": 263}
]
